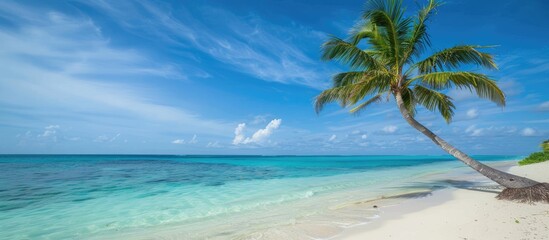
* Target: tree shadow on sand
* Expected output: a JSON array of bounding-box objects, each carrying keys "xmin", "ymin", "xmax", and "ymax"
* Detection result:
[{"xmin": 389, "ymin": 179, "xmax": 504, "ymax": 197}]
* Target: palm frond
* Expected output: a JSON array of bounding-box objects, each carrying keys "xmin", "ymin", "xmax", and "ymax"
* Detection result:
[
  {"xmin": 401, "ymin": 87, "xmax": 417, "ymax": 117},
  {"xmin": 348, "ymin": 21, "xmax": 391, "ymax": 57},
  {"xmin": 363, "ymin": 0, "xmax": 412, "ymax": 66},
  {"xmin": 316, "ymin": 0, "xmax": 506, "ymax": 120},
  {"xmin": 315, "ymin": 76, "xmax": 391, "ymax": 113},
  {"xmin": 364, "ymin": 0, "xmax": 406, "ymax": 25},
  {"xmin": 411, "ymin": 71, "xmax": 505, "ymax": 106},
  {"xmin": 416, "ymin": 45, "xmax": 498, "ymax": 73},
  {"xmin": 332, "ymin": 70, "xmax": 392, "ymax": 87},
  {"xmin": 413, "ymin": 85, "xmax": 455, "ymax": 122},
  {"xmin": 350, "ymin": 94, "xmax": 384, "ymax": 115},
  {"xmin": 315, "ymin": 87, "xmax": 345, "ymax": 113},
  {"xmin": 403, "ymin": 0, "xmax": 441, "ymax": 62},
  {"xmin": 322, "ymin": 36, "xmax": 384, "ymax": 70},
  {"xmin": 347, "ymin": 76, "xmax": 391, "ymax": 105}
]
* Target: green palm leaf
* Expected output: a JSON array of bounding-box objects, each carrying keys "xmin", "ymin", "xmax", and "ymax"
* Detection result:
[
  {"xmin": 363, "ymin": 0, "xmax": 412, "ymax": 66},
  {"xmin": 403, "ymin": 0, "xmax": 441, "ymax": 62},
  {"xmin": 411, "ymin": 71, "xmax": 505, "ymax": 106},
  {"xmin": 416, "ymin": 45, "xmax": 498, "ymax": 73},
  {"xmin": 322, "ymin": 36, "xmax": 385, "ymax": 71},
  {"xmin": 401, "ymin": 87, "xmax": 417, "ymax": 117},
  {"xmin": 314, "ymin": 0, "xmax": 541, "ymax": 193},
  {"xmin": 333, "ymin": 70, "xmax": 392, "ymax": 87},
  {"xmin": 413, "ymin": 85, "xmax": 455, "ymax": 122},
  {"xmin": 315, "ymin": 76, "xmax": 390, "ymax": 113},
  {"xmin": 317, "ymin": 0, "xmax": 505, "ymax": 118},
  {"xmin": 350, "ymin": 94, "xmax": 384, "ymax": 115}
]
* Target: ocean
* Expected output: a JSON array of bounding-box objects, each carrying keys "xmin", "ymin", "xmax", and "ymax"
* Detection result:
[{"xmin": 0, "ymin": 155, "xmax": 520, "ymax": 239}]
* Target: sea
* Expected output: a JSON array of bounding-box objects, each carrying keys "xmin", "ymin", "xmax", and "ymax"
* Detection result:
[{"xmin": 0, "ymin": 155, "xmax": 521, "ymax": 239}]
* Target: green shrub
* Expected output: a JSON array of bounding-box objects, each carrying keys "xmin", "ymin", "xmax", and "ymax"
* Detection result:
[
  {"xmin": 542, "ymin": 140, "xmax": 549, "ymax": 153},
  {"xmin": 518, "ymin": 152, "xmax": 549, "ymax": 166}
]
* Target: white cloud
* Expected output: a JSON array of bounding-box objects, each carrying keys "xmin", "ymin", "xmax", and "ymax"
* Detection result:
[
  {"xmin": 95, "ymin": 133, "xmax": 120, "ymax": 143},
  {"xmin": 466, "ymin": 109, "xmax": 479, "ymax": 119},
  {"xmin": 471, "ymin": 129, "xmax": 483, "ymax": 137},
  {"xmin": 246, "ymin": 119, "xmax": 282, "ymax": 144},
  {"xmin": 463, "ymin": 125, "xmax": 524, "ymax": 138},
  {"xmin": 329, "ymin": 134, "xmax": 337, "ymax": 141},
  {"xmin": 232, "ymin": 123, "xmax": 247, "ymax": 145},
  {"xmin": 188, "ymin": 134, "xmax": 198, "ymax": 144},
  {"xmin": 36, "ymin": 125, "xmax": 61, "ymax": 142},
  {"xmin": 361, "ymin": 134, "xmax": 368, "ymax": 139},
  {"xmin": 206, "ymin": 141, "xmax": 221, "ymax": 148},
  {"xmin": 521, "ymin": 128, "xmax": 536, "ymax": 137},
  {"xmin": 38, "ymin": 125, "xmax": 60, "ymax": 138},
  {"xmin": 232, "ymin": 119, "xmax": 282, "ymax": 145},
  {"xmin": 172, "ymin": 135, "xmax": 198, "ymax": 144},
  {"xmin": 382, "ymin": 125, "xmax": 398, "ymax": 133},
  {"xmin": 251, "ymin": 115, "xmax": 267, "ymax": 124},
  {"xmin": 111, "ymin": 133, "xmax": 121, "ymax": 142},
  {"xmin": 465, "ymin": 125, "xmax": 483, "ymax": 137}
]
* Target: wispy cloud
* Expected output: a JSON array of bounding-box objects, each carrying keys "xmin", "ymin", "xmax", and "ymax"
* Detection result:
[
  {"xmin": 538, "ymin": 101, "xmax": 549, "ymax": 111},
  {"xmin": 382, "ymin": 125, "xmax": 398, "ymax": 133},
  {"xmin": 35, "ymin": 125, "xmax": 61, "ymax": 142},
  {"xmin": 521, "ymin": 128, "xmax": 537, "ymax": 137},
  {"xmin": 38, "ymin": 125, "xmax": 60, "ymax": 138},
  {"xmin": 464, "ymin": 125, "xmax": 522, "ymax": 138},
  {"xmin": 0, "ymin": 1, "xmax": 230, "ymax": 138},
  {"xmin": 206, "ymin": 141, "xmax": 221, "ymax": 148},
  {"xmin": 465, "ymin": 125, "xmax": 484, "ymax": 137},
  {"xmin": 81, "ymin": 0, "xmax": 332, "ymax": 89},
  {"xmin": 172, "ymin": 134, "xmax": 198, "ymax": 145},
  {"xmin": 466, "ymin": 109, "xmax": 479, "ymax": 119},
  {"xmin": 188, "ymin": 134, "xmax": 198, "ymax": 144},
  {"xmin": 251, "ymin": 115, "xmax": 268, "ymax": 125},
  {"xmin": 94, "ymin": 133, "xmax": 121, "ymax": 143}
]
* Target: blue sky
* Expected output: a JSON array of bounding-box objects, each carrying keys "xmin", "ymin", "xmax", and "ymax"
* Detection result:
[{"xmin": 0, "ymin": 0, "xmax": 547, "ymax": 155}]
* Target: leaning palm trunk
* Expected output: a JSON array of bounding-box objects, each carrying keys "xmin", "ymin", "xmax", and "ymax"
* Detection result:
[
  {"xmin": 316, "ymin": 0, "xmax": 549, "ymax": 202},
  {"xmin": 395, "ymin": 92, "xmax": 538, "ymax": 188}
]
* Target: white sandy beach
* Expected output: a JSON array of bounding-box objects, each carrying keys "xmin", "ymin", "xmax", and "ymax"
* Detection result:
[{"xmin": 341, "ymin": 161, "xmax": 549, "ymax": 240}]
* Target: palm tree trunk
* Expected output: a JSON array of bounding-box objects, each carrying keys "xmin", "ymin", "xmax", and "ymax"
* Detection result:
[{"xmin": 394, "ymin": 92, "xmax": 539, "ymax": 188}]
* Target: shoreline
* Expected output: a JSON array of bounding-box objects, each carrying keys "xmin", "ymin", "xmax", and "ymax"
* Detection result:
[
  {"xmin": 338, "ymin": 161, "xmax": 549, "ymax": 240},
  {"xmin": 0, "ymin": 156, "xmax": 533, "ymax": 239},
  {"xmin": 74, "ymin": 159, "xmax": 527, "ymax": 240}
]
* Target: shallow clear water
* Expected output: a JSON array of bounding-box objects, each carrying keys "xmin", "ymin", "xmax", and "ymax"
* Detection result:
[{"xmin": 0, "ymin": 155, "xmax": 520, "ymax": 239}]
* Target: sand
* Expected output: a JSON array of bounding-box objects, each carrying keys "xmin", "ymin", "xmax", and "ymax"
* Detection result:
[{"xmin": 340, "ymin": 161, "xmax": 549, "ymax": 240}]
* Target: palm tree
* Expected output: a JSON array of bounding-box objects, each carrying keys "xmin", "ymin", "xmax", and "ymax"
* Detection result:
[{"xmin": 315, "ymin": 0, "xmax": 548, "ymax": 202}]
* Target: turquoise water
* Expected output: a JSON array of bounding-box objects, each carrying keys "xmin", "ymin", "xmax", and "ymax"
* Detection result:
[{"xmin": 0, "ymin": 155, "xmax": 519, "ymax": 239}]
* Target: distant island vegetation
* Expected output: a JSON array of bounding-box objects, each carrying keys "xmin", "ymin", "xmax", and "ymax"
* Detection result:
[{"xmin": 518, "ymin": 140, "xmax": 549, "ymax": 165}]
